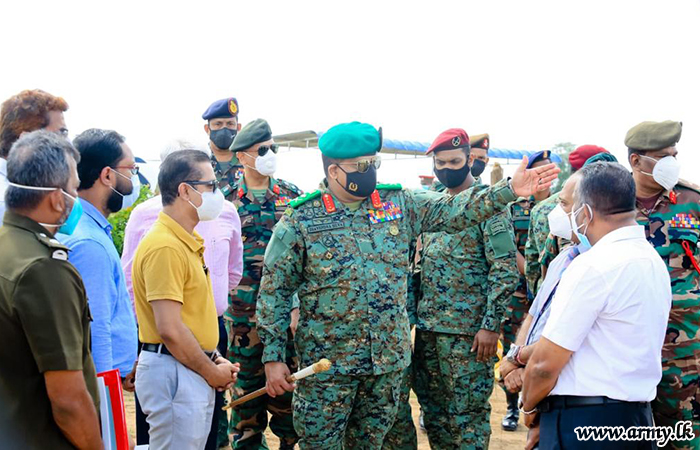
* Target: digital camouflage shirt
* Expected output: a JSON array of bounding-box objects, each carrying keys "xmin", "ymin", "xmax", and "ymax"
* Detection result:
[
  {"xmin": 211, "ymin": 153, "xmax": 245, "ymax": 201},
  {"xmin": 525, "ymin": 193, "xmax": 560, "ymax": 295},
  {"xmin": 416, "ymin": 181, "xmax": 520, "ymax": 336},
  {"xmin": 225, "ymin": 176, "xmax": 302, "ymax": 320},
  {"xmin": 510, "ymin": 197, "xmax": 536, "ymax": 298},
  {"xmin": 257, "ymin": 178, "xmax": 518, "ymax": 376}
]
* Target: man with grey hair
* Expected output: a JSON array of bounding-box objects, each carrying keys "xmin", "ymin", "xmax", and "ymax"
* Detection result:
[
  {"xmin": 0, "ymin": 130, "xmax": 102, "ymax": 449},
  {"xmin": 520, "ymin": 162, "xmax": 672, "ymax": 449}
]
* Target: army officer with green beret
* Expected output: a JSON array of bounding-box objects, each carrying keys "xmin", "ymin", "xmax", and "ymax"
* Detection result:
[{"xmin": 256, "ymin": 121, "xmax": 560, "ymax": 449}]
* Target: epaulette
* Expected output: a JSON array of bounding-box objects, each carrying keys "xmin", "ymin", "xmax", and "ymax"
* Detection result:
[
  {"xmin": 289, "ymin": 190, "xmax": 322, "ymax": 209},
  {"xmin": 277, "ymin": 178, "xmax": 303, "ymax": 196},
  {"xmin": 376, "ymin": 183, "xmax": 402, "ymax": 190},
  {"xmin": 35, "ymin": 232, "xmax": 70, "ymax": 261},
  {"xmin": 677, "ymin": 179, "xmax": 700, "ymax": 196}
]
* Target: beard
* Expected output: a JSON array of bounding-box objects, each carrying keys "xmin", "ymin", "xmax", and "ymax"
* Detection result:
[{"xmin": 106, "ymin": 176, "xmax": 133, "ymax": 213}]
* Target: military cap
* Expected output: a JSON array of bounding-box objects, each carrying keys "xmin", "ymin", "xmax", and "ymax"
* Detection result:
[
  {"xmin": 319, "ymin": 122, "xmax": 382, "ymax": 159},
  {"xmin": 426, "ymin": 128, "xmax": 470, "ymax": 154},
  {"xmin": 526, "ymin": 150, "xmax": 551, "ymax": 169},
  {"xmin": 624, "ymin": 120, "xmax": 682, "ymax": 151},
  {"xmin": 569, "ymin": 145, "xmax": 609, "ymax": 171},
  {"xmin": 470, "ymin": 133, "xmax": 490, "ymax": 151},
  {"xmin": 230, "ymin": 119, "xmax": 272, "ymax": 152},
  {"xmin": 202, "ymin": 97, "xmax": 239, "ymax": 120},
  {"xmin": 584, "ymin": 152, "xmax": 618, "ymax": 166}
]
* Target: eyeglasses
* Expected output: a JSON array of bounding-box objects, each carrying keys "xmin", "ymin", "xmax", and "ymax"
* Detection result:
[
  {"xmin": 257, "ymin": 144, "xmax": 279, "ymax": 157},
  {"xmin": 113, "ymin": 165, "xmax": 140, "ymax": 175},
  {"xmin": 338, "ymin": 158, "xmax": 382, "ymax": 173},
  {"xmin": 184, "ymin": 179, "xmax": 218, "ymax": 191}
]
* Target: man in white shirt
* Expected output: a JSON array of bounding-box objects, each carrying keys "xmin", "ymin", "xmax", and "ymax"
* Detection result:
[{"xmin": 521, "ymin": 162, "xmax": 672, "ymax": 449}]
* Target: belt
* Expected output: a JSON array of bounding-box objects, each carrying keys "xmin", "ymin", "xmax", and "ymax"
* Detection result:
[
  {"xmin": 539, "ymin": 395, "xmax": 649, "ymax": 413},
  {"xmin": 141, "ymin": 343, "xmax": 219, "ymax": 362}
]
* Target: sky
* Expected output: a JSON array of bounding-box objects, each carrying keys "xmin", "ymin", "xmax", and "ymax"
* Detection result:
[{"xmin": 2, "ymin": 0, "xmax": 699, "ymax": 191}]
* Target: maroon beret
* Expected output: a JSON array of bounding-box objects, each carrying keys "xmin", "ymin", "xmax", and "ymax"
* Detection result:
[
  {"xmin": 470, "ymin": 133, "xmax": 490, "ymax": 150},
  {"xmin": 426, "ymin": 128, "xmax": 470, "ymax": 154},
  {"xmin": 569, "ymin": 145, "xmax": 609, "ymax": 171}
]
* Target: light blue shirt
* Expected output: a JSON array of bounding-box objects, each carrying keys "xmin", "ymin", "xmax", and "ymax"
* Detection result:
[
  {"xmin": 60, "ymin": 199, "xmax": 137, "ymax": 375},
  {"xmin": 0, "ymin": 158, "xmax": 8, "ymax": 220},
  {"xmin": 525, "ymin": 244, "xmax": 581, "ymax": 345}
]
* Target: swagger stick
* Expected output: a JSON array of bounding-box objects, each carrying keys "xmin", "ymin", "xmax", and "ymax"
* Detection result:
[{"xmin": 223, "ymin": 359, "xmax": 332, "ymax": 410}]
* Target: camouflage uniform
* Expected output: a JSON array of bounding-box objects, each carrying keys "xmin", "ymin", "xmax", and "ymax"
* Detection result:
[
  {"xmin": 636, "ymin": 181, "xmax": 700, "ymax": 449},
  {"xmin": 211, "ymin": 153, "xmax": 244, "ymax": 201},
  {"xmin": 258, "ymin": 178, "xmax": 518, "ymax": 450},
  {"xmin": 524, "ymin": 193, "xmax": 559, "ymax": 295},
  {"xmin": 225, "ymin": 176, "xmax": 302, "ymax": 450},
  {"xmin": 410, "ymin": 181, "xmax": 520, "ymax": 449}
]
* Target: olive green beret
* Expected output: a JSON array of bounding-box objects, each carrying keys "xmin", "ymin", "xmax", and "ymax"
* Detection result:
[
  {"xmin": 230, "ymin": 119, "xmax": 272, "ymax": 152},
  {"xmin": 319, "ymin": 122, "xmax": 382, "ymax": 159},
  {"xmin": 624, "ymin": 120, "xmax": 682, "ymax": 151},
  {"xmin": 584, "ymin": 152, "xmax": 618, "ymax": 167}
]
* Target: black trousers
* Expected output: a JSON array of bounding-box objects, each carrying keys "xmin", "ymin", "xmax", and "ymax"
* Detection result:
[
  {"xmin": 539, "ymin": 399, "xmax": 656, "ymax": 450},
  {"xmin": 204, "ymin": 316, "xmax": 229, "ymax": 450}
]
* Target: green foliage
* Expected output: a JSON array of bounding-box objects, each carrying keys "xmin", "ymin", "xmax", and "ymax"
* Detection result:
[
  {"xmin": 108, "ymin": 184, "xmax": 152, "ymax": 255},
  {"xmin": 550, "ymin": 142, "xmax": 576, "ymax": 193}
]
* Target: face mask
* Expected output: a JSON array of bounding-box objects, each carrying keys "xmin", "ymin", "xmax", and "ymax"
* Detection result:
[
  {"xmin": 547, "ymin": 204, "xmax": 572, "ymax": 240},
  {"xmin": 210, "ymin": 128, "xmax": 237, "ymax": 150},
  {"xmin": 639, "ymin": 155, "xmax": 680, "ymax": 191},
  {"xmin": 108, "ymin": 169, "xmax": 139, "ymax": 212},
  {"xmin": 434, "ymin": 162, "xmax": 470, "ymax": 188},
  {"xmin": 336, "ymin": 165, "xmax": 377, "ymax": 198},
  {"xmin": 7, "ymin": 182, "xmax": 84, "ymax": 235},
  {"xmin": 470, "ymin": 159, "xmax": 487, "ymax": 178},
  {"xmin": 243, "ymin": 151, "xmax": 278, "ymax": 176},
  {"xmin": 187, "ymin": 186, "xmax": 224, "ymax": 221},
  {"xmin": 569, "ymin": 204, "xmax": 593, "ymax": 252}
]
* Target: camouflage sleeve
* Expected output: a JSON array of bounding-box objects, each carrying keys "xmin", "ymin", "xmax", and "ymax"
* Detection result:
[
  {"xmin": 524, "ymin": 219, "xmax": 542, "ymax": 295},
  {"xmin": 406, "ymin": 178, "xmax": 516, "ymax": 237},
  {"xmin": 405, "ymin": 237, "xmax": 420, "ymax": 326},
  {"xmin": 257, "ymin": 213, "xmax": 304, "ymax": 364},
  {"xmin": 482, "ymin": 213, "xmax": 520, "ymax": 332}
]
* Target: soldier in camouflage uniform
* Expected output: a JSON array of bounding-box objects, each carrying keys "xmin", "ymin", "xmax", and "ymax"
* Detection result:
[
  {"xmin": 225, "ymin": 119, "xmax": 302, "ymax": 450},
  {"xmin": 501, "ymin": 150, "xmax": 552, "ymax": 431},
  {"xmin": 411, "ymin": 129, "xmax": 520, "ymax": 449},
  {"xmin": 203, "ymin": 97, "xmax": 245, "ymax": 201},
  {"xmin": 257, "ymin": 122, "xmax": 559, "ymax": 450},
  {"xmin": 627, "ymin": 121, "xmax": 700, "ymax": 449}
]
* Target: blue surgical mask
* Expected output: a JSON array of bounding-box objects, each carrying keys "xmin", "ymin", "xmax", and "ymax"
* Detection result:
[
  {"xmin": 7, "ymin": 182, "xmax": 84, "ymax": 235},
  {"xmin": 569, "ymin": 204, "xmax": 593, "ymax": 252}
]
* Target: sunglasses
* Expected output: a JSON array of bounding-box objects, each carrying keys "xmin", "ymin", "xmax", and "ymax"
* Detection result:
[
  {"xmin": 113, "ymin": 165, "xmax": 140, "ymax": 175},
  {"xmin": 338, "ymin": 158, "xmax": 382, "ymax": 174},
  {"xmin": 257, "ymin": 144, "xmax": 279, "ymax": 157},
  {"xmin": 184, "ymin": 179, "xmax": 218, "ymax": 191}
]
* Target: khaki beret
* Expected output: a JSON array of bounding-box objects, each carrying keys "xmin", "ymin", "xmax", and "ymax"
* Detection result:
[{"xmin": 624, "ymin": 120, "xmax": 682, "ymax": 151}]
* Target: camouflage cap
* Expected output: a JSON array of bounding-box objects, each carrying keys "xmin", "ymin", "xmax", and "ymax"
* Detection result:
[{"xmin": 624, "ymin": 120, "xmax": 682, "ymax": 151}]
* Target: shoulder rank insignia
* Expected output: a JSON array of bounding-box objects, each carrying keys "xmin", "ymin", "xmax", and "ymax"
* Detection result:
[
  {"xmin": 322, "ymin": 193, "xmax": 336, "ymax": 213},
  {"xmin": 669, "ymin": 213, "xmax": 700, "ymax": 230},
  {"xmin": 376, "ymin": 183, "xmax": 402, "ymax": 191},
  {"xmin": 367, "ymin": 201, "xmax": 403, "ymax": 224},
  {"xmin": 289, "ymin": 190, "xmax": 322, "ymax": 209},
  {"xmin": 275, "ymin": 196, "xmax": 291, "ymax": 207},
  {"xmin": 52, "ymin": 249, "xmax": 69, "ymax": 261}
]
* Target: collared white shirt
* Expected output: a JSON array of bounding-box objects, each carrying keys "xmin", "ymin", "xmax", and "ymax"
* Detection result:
[{"xmin": 542, "ymin": 225, "xmax": 671, "ymax": 402}]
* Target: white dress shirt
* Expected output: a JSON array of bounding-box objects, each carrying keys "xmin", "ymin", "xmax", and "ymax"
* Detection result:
[{"xmin": 542, "ymin": 225, "xmax": 671, "ymax": 402}]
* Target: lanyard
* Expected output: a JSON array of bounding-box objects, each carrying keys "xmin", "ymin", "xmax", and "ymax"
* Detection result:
[{"xmin": 526, "ymin": 282, "xmax": 559, "ymax": 345}]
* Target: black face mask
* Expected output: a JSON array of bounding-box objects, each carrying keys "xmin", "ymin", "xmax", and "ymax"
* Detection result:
[
  {"xmin": 336, "ymin": 165, "xmax": 377, "ymax": 198},
  {"xmin": 470, "ymin": 159, "xmax": 486, "ymax": 178},
  {"xmin": 434, "ymin": 162, "xmax": 470, "ymax": 188},
  {"xmin": 210, "ymin": 128, "xmax": 237, "ymax": 150},
  {"xmin": 107, "ymin": 176, "xmax": 131, "ymax": 213}
]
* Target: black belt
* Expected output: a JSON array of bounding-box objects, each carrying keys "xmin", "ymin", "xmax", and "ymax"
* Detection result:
[
  {"xmin": 141, "ymin": 343, "xmax": 218, "ymax": 362},
  {"xmin": 539, "ymin": 395, "xmax": 649, "ymax": 413}
]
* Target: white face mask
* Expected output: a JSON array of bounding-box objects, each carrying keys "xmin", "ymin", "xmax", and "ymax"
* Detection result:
[
  {"xmin": 253, "ymin": 150, "xmax": 277, "ymax": 176},
  {"xmin": 187, "ymin": 186, "xmax": 224, "ymax": 221},
  {"xmin": 547, "ymin": 204, "xmax": 572, "ymax": 240},
  {"xmin": 110, "ymin": 169, "xmax": 140, "ymax": 210},
  {"xmin": 639, "ymin": 155, "xmax": 680, "ymax": 191}
]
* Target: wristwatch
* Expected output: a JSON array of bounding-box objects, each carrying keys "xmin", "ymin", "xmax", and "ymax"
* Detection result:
[{"xmin": 506, "ymin": 344, "xmax": 524, "ymax": 367}]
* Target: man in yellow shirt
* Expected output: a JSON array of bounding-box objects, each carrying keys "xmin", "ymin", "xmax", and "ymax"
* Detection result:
[{"xmin": 133, "ymin": 149, "xmax": 239, "ymax": 449}]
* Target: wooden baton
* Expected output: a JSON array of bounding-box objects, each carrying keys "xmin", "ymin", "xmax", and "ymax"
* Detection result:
[{"xmin": 223, "ymin": 359, "xmax": 331, "ymax": 411}]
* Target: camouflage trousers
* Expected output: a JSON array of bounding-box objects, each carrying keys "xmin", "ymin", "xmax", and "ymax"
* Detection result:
[
  {"xmin": 382, "ymin": 365, "xmax": 417, "ymax": 450},
  {"xmin": 225, "ymin": 316, "xmax": 299, "ymax": 450},
  {"xmin": 652, "ymin": 350, "xmax": 700, "ymax": 450},
  {"xmin": 293, "ymin": 369, "xmax": 403, "ymax": 450},
  {"xmin": 501, "ymin": 288, "xmax": 530, "ymax": 353},
  {"xmin": 413, "ymin": 330, "xmax": 494, "ymax": 450}
]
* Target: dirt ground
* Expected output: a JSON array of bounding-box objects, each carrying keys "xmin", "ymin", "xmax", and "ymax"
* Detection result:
[{"xmin": 124, "ymin": 386, "xmax": 527, "ymax": 449}]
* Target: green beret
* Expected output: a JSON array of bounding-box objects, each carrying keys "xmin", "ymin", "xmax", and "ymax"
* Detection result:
[
  {"xmin": 230, "ymin": 119, "xmax": 272, "ymax": 152},
  {"xmin": 319, "ymin": 122, "xmax": 382, "ymax": 159},
  {"xmin": 583, "ymin": 152, "xmax": 618, "ymax": 167},
  {"xmin": 624, "ymin": 120, "xmax": 682, "ymax": 151}
]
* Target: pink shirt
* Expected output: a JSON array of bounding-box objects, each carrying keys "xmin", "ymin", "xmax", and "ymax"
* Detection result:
[{"xmin": 121, "ymin": 196, "xmax": 243, "ymax": 316}]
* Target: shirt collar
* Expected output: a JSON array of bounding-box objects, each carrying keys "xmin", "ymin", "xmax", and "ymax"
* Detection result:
[
  {"xmin": 80, "ymin": 198, "xmax": 112, "ymax": 234},
  {"xmin": 157, "ymin": 211, "xmax": 204, "ymax": 253},
  {"xmin": 2, "ymin": 210, "xmax": 56, "ymax": 237},
  {"xmin": 236, "ymin": 175, "xmax": 279, "ymax": 201},
  {"xmin": 594, "ymin": 225, "xmax": 646, "ymax": 247}
]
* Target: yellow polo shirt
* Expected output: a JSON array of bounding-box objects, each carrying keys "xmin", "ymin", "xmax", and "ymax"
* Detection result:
[{"xmin": 133, "ymin": 212, "xmax": 218, "ymax": 351}]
